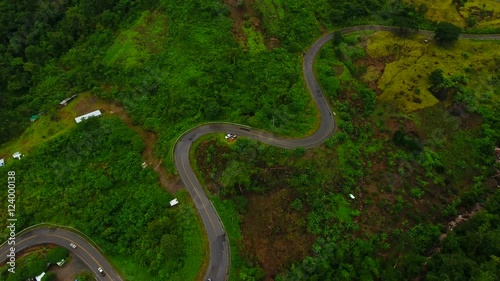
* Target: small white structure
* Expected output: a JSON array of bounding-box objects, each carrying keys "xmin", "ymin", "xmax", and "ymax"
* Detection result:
[
  {"xmin": 349, "ymin": 194, "xmax": 355, "ymax": 199},
  {"xmin": 58, "ymin": 94, "xmax": 78, "ymax": 107},
  {"xmin": 169, "ymin": 198, "xmax": 179, "ymax": 207},
  {"xmin": 141, "ymin": 162, "xmax": 148, "ymax": 169},
  {"xmin": 75, "ymin": 110, "xmax": 102, "ymax": 123},
  {"xmin": 56, "ymin": 258, "xmax": 66, "ymax": 266},
  {"xmin": 35, "ymin": 272, "xmax": 46, "ymax": 281},
  {"xmin": 12, "ymin": 152, "xmax": 22, "ymax": 160},
  {"xmin": 0, "ymin": 159, "xmax": 4, "ymax": 167}
]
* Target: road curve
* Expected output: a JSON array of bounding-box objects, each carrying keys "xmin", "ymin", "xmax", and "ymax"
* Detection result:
[
  {"xmin": 2, "ymin": 26, "xmax": 500, "ymax": 281},
  {"xmin": 174, "ymin": 25, "xmax": 500, "ymax": 281},
  {"xmin": 0, "ymin": 228, "xmax": 122, "ymax": 280}
]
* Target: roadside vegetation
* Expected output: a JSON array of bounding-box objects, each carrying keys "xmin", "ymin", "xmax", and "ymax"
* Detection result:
[{"xmin": 0, "ymin": 246, "xmax": 68, "ymax": 281}]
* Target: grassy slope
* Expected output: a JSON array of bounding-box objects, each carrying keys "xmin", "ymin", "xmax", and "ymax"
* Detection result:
[
  {"xmin": 364, "ymin": 31, "xmax": 500, "ymax": 112},
  {"xmin": 103, "ymin": 10, "xmax": 168, "ymax": 68},
  {"xmin": 0, "ymin": 94, "xmax": 92, "ymax": 160}
]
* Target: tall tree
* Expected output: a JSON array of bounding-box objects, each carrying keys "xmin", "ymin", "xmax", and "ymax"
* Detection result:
[{"xmin": 434, "ymin": 22, "xmax": 461, "ymax": 44}]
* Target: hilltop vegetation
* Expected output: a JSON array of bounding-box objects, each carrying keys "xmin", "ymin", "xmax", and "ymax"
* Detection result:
[{"xmin": 1, "ymin": 0, "xmax": 500, "ymax": 280}]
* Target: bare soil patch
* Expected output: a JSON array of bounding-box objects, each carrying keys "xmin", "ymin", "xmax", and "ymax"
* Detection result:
[
  {"xmin": 50, "ymin": 253, "xmax": 90, "ymax": 281},
  {"xmin": 224, "ymin": 0, "xmax": 280, "ymax": 49},
  {"xmin": 241, "ymin": 188, "xmax": 313, "ymax": 281}
]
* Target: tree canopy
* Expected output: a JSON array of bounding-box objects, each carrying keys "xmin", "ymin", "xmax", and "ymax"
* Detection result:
[{"xmin": 434, "ymin": 22, "xmax": 462, "ymax": 44}]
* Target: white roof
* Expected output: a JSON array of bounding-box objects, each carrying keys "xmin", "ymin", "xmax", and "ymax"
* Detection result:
[
  {"xmin": 75, "ymin": 110, "xmax": 102, "ymax": 123},
  {"xmin": 0, "ymin": 159, "xmax": 4, "ymax": 166},
  {"xmin": 35, "ymin": 272, "xmax": 46, "ymax": 281},
  {"xmin": 349, "ymin": 194, "xmax": 355, "ymax": 199},
  {"xmin": 169, "ymin": 198, "xmax": 179, "ymax": 206}
]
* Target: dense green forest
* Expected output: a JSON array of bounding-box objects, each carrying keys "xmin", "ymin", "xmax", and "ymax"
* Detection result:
[{"xmin": 0, "ymin": 118, "xmax": 204, "ymax": 280}]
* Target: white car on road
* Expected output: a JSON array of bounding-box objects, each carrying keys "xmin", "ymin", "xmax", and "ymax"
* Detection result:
[{"xmin": 225, "ymin": 133, "xmax": 237, "ymax": 140}]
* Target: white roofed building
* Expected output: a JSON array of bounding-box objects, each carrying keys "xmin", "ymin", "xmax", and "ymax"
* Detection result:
[
  {"xmin": 75, "ymin": 110, "xmax": 102, "ymax": 123},
  {"xmin": 170, "ymin": 198, "xmax": 179, "ymax": 207}
]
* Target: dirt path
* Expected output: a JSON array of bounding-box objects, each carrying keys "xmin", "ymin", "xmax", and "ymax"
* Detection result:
[{"xmin": 73, "ymin": 94, "xmax": 183, "ymax": 194}]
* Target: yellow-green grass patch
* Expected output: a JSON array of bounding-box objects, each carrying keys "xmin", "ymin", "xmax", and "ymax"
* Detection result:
[
  {"xmin": 408, "ymin": 0, "xmax": 500, "ymax": 29},
  {"xmin": 366, "ymin": 31, "xmax": 500, "ymax": 112},
  {"xmin": 242, "ymin": 25, "xmax": 267, "ymax": 53}
]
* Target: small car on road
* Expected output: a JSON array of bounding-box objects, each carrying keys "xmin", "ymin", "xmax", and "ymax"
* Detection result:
[
  {"xmin": 69, "ymin": 243, "xmax": 77, "ymax": 249},
  {"xmin": 225, "ymin": 133, "xmax": 237, "ymax": 140},
  {"xmin": 98, "ymin": 267, "xmax": 106, "ymax": 276}
]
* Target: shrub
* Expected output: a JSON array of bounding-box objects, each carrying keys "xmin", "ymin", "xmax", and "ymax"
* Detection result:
[{"xmin": 410, "ymin": 188, "xmax": 425, "ymax": 199}]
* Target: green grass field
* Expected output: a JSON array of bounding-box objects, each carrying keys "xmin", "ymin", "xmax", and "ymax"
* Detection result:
[
  {"xmin": 0, "ymin": 95, "xmax": 86, "ymax": 161},
  {"xmin": 103, "ymin": 10, "xmax": 168, "ymax": 68}
]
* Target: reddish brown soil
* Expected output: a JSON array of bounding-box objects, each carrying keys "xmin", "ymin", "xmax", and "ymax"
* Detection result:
[
  {"xmin": 225, "ymin": 0, "xmax": 248, "ymax": 44},
  {"xmin": 73, "ymin": 94, "xmax": 183, "ymax": 194},
  {"xmin": 241, "ymin": 188, "xmax": 313, "ymax": 281},
  {"xmin": 356, "ymin": 55, "xmax": 386, "ymax": 95}
]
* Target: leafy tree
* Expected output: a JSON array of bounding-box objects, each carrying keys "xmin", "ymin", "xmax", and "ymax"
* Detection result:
[
  {"xmin": 221, "ymin": 161, "xmax": 252, "ymax": 195},
  {"xmin": 434, "ymin": 22, "xmax": 461, "ymax": 44},
  {"xmin": 332, "ymin": 30, "xmax": 344, "ymax": 47},
  {"xmin": 46, "ymin": 247, "xmax": 69, "ymax": 263},
  {"xmin": 429, "ymin": 69, "xmax": 445, "ymax": 88},
  {"xmin": 392, "ymin": 6, "xmax": 420, "ymax": 36}
]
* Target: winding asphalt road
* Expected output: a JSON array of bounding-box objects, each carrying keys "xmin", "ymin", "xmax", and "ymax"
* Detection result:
[
  {"xmin": 0, "ymin": 227, "xmax": 121, "ymax": 280},
  {"xmin": 2, "ymin": 26, "xmax": 500, "ymax": 281}
]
